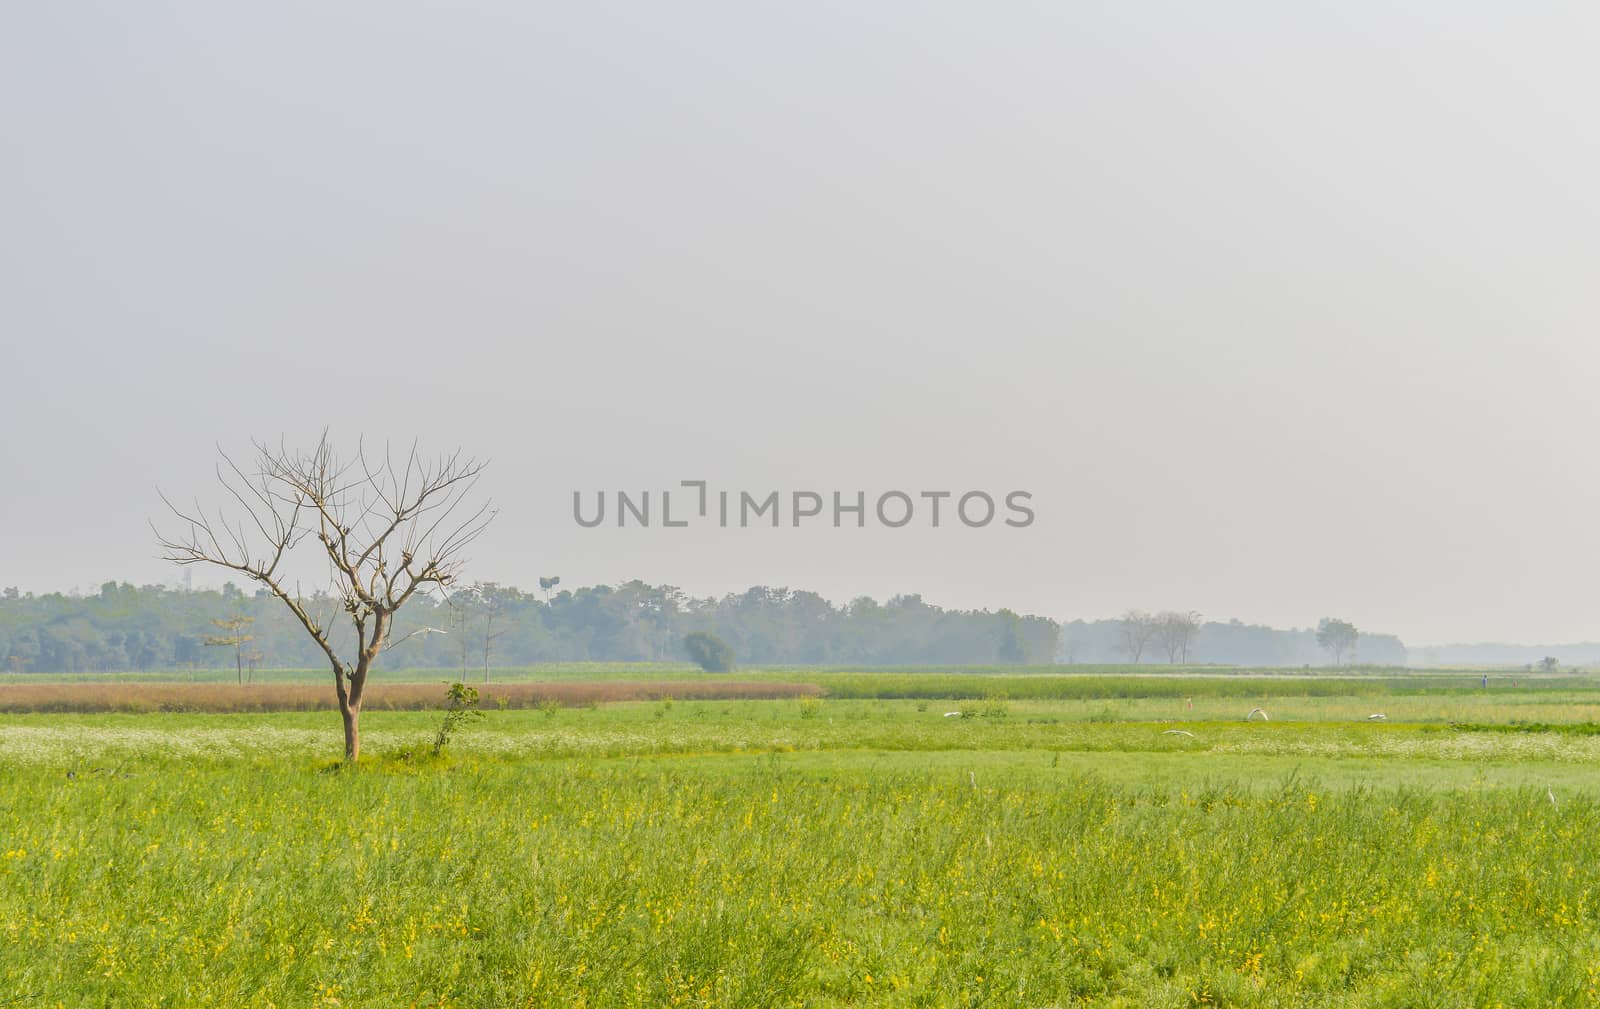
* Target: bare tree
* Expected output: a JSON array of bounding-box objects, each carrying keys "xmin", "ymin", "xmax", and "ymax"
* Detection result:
[
  {"xmin": 1155, "ymin": 610, "xmax": 1203, "ymax": 664},
  {"xmin": 156, "ymin": 434, "xmax": 493, "ymax": 760},
  {"xmin": 477, "ymin": 582, "xmax": 507, "ymax": 683},
  {"xmin": 1118, "ymin": 609, "xmax": 1159, "ymax": 664},
  {"xmin": 445, "ymin": 589, "xmax": 476, "ymax": 675},
  {"xmin": 203, "ymin": 613, "xmax": 256, "ymax": 685}
]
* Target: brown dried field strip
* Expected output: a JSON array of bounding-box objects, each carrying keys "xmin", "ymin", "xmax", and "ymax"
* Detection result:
[{"xmin": 0, "ymin": 679, "xmax": 821, "ymax": 713}]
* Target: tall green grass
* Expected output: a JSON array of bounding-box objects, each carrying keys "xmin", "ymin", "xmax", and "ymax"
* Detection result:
[
  {"xmin": 9, "ymin": 692, "xmax": 1600, "ymax": 1006},
  {"xmin": 4, "ymin": 757, "xmax": 1600, "ymax": 1007}
]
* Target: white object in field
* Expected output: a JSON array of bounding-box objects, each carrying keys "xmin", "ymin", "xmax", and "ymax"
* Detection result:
[
  {"xmin": 1366, "ymin": 713, "xmax": 1387, "ymax": 721},
  {"xmin": 1163, "ymin": 729, "xmax": 1195, "ymax": 737},
  {"xmin": 1245, "ymin": 707, "xmax": 1269, "ymax": 722},
  {"xmin": 1549, "ymin": 788, "xmax": 1558, "ymax": 808},
  {"xmin": 943, "ymin": 711, "xmax": 962, "ymax": 717}
]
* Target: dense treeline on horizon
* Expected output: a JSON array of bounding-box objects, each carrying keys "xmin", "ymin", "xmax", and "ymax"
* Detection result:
[
  {"xmin": 0, "ymin": 581, "xmax": 1059, "ymax": 673},
  {"xmin": 0, "ymin": 581, "xmax": 1404, "ymax": 674}
]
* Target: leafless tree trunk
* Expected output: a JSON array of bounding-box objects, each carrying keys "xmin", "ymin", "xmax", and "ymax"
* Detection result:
[
  {"xmin": 1155, "ymin": 610, "xmax": 1202, "ymax": 664},
  {"xmin": 446, "ymin": 587, "xmax": 478, "ymax": 676},
  {"xmin": 1118, "ymin": 609, "xmax": 1159, "ymax": 664},
  {"xmin": 204, "ymin": 613, "xmax": 255, "ymax": 686},
  {"xmin": 156, "ymin": 434, "xmax": 493, "ymax": 760},
  {"xmin": 481, "ymin": 590, "xmax": 505, "ymax": 684}
]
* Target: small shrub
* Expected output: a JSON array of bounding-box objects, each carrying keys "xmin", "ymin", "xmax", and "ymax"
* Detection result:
[
  {"xmin": 432, "ymin": 682, "xmax": 483, "ymax": 757},
  {"xmin": 980, "ymin": 691, "xmax": 1010, "ymax": 718},
  {"xmin": 683, "ymin": 631, "xmax": 736, "ymax": 673},
  {"xmin": 799, "ymin": 697, "xmax": 822, "ymax": 719}
]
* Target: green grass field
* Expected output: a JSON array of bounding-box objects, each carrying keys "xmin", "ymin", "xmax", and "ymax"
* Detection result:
[{"xmin": 6, "ymin": 674, "xmax": 1600, "ymax": 1007}]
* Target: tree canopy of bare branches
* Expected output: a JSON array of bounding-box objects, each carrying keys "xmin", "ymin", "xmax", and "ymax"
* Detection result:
[
  {"xmin": 1118, "ymin": 609, "xmax": 1159, "ymax": 664},
  {"xmin": 1154, "ymin": 610, "xmax": 1203, "ymax": 664},
  {"xmin": 155, "ymin": 434, "xmax": 494, "ymax": 760}
]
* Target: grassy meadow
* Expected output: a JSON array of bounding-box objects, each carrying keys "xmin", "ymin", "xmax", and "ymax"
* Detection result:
[{"xmin": 5, "ymin": 670, "xmax": 1600, "ymax": 1006}]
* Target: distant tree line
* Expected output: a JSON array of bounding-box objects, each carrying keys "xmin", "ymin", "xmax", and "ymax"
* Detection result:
[
  {"xmin": 0, "ymin": 582, "xmax": 1407, "ymax": 674},
  {"xmin": 1060, "ymin": 612, "xmax": 1406, "ymax": 666},
  {"xmin": 0, "ymin": 582, "xmax": 1059, "ymax": 673}
]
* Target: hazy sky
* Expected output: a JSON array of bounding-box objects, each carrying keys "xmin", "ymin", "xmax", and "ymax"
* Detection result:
[{"xmin": 4, "ymin": 2, "xmax": 1599, "ymax": 644}]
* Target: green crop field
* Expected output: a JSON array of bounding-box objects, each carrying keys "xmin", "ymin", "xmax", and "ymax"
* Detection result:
[{"xmin": 6, "ymin": 674, "xmax": 1600, "ymax": 1007}]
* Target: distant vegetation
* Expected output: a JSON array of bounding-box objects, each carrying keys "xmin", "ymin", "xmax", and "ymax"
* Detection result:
[
  {"xmin": 0, "ymin": 580, "xmax": 1417, "ymax": 674},
  {"xmin": 1064, "ymin": 611, "xmax": 1407, "ymax": 666},
  {"xmin": 683, "ymin": 630, "xmax": 736, "ymax": 672},
  {"xmin": 0, "ymin": 581, "xmax": 1058, "ymax": 673}
]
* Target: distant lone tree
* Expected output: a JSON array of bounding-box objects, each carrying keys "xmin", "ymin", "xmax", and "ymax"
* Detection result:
[
  {"xmin": 1316, "ymin": 617, "xmax": 1360, "ymax": 666},
  {"xmin": 156, "ymin": 434, "xmax": 494, "ymax": 761},
  {"xmin": 1538, "ymin": 656, "xmax": 1560, "ymax": 673},
  {"xmin": 538, "ymin": 575, "xmax": 561, "ymax": 600},
  {"xmin": 1155, "ymin": 610, "xmax": 1203, "ymax": 664},
  {"xmin": 475, "ymin": 583, "xmax": 507, "ymax": 684},
  {"xmin": 684, "ymin": 631, "xmax": 735, "ymax": 672},
  {"xmin": 1118, "ymin": 609, "xmax": 1159, "ymax": 664},
  {"xmin": 204, "ymin": 613, "xmax": 256, "ymax": 686}
]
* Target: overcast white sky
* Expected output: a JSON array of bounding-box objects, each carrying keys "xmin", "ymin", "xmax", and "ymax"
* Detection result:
[{"xmin": 3, "ymin": 2, "xmax": 1599, "ymax": 644}]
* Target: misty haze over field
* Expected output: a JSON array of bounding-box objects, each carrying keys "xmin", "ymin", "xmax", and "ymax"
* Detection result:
[{"xmin": 4, "ymin": 3, "xmax": 1600, "ymax": 645}]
